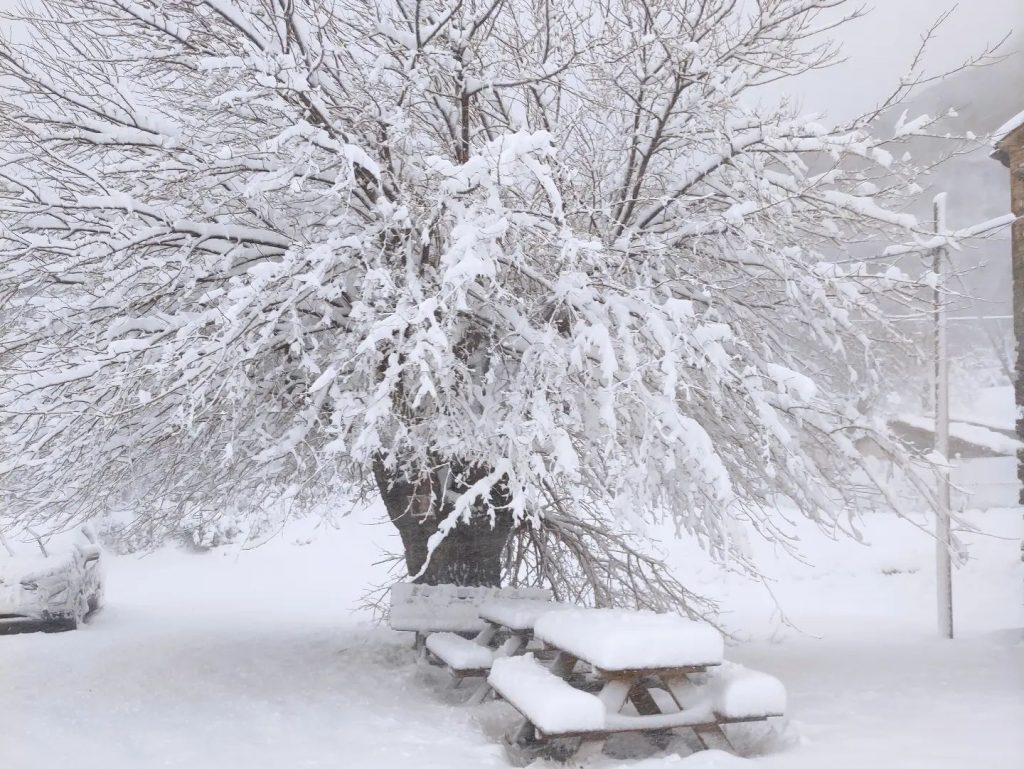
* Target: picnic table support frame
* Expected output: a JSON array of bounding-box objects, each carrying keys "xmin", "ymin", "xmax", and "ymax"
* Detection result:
[
  {"xmin": 502, "ymin": 650, "xmax": 583, "ymax": 766},
  {"xmin": 664, "ymin": 673, "xmax": 736, "ymax": 753},
  {"xmin": 413, "ymin": 632, "xmax": 427, "ymax": 661},
  {"xmin": 465, "ymin": 630, "xmax": 529, "ymax": 704},
  {"xmin": 628, "ymin": 680, "xmax": 674, "ymax": 750},
  {"xmin": 573, "ymin": 678, "xmax": 633, "ymax": 760},
  {"xmin": 500, "ymin": 660, "xmax": 766, "ymax": 765},
  {"xmin": 692, "ymin": 722, "xmax": 732, "ymax": 752}
]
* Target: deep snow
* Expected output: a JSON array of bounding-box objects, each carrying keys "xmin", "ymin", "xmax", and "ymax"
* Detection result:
[{"xmin": 0, "ymin": 507, "xmax": 1021, "ymax": 769}]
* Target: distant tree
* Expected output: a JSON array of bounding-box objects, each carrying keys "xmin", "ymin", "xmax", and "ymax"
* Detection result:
[{"xmin": 0, "ymin": 1, "xmax": 997, "ymax": 609}]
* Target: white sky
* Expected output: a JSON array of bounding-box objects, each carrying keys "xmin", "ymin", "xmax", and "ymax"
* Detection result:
[
  {"xmin": 1, "ymin": 0, "xmax": 1018, "ymax": 120},
  {"xmin": 785, "ymin": 0, "xmax": 1023, "ymax": 120}
]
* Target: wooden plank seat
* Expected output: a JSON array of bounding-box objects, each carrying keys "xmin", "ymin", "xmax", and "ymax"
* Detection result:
[
  {"xmin": 491, "ymin": 654, "xmax": 784, "ymax": 732},
  {"xmin": 424, "ymin": 632, "xmax": 496, "ymax": 677}
]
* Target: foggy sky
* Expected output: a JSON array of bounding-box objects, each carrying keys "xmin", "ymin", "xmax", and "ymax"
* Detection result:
[
  {"xmin": 788, "ymin": 0, "xmax": 1023, "ymax": 122},
  {"xmin": 0, "ymin": 0, "xmax": 1019, "ymax": 124}
]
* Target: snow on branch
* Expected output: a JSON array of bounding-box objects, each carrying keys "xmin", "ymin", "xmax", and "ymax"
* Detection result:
[{"xmin": 0, "ymin": 0, "xmax": 981, "ymax": 607}]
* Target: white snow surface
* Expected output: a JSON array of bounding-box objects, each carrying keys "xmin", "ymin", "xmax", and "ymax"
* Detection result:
[
  {"xmin": 896, "ymin": 413, "xmax": 1023, "ymax": 455},
  {"xmin": 488, "ymin": 653, "xmax": 606, "ymax": 733},
  {"xmin": 0, "ymin": 505, "xmax": 1021, "ymax": 769},
  {"xmin": 476, "ymin": 598, "xmax": 574, "ymax": 631},
  {"xmin": 0, "ymin": 548, "xmax": 76, "ymax": 582},
  {"xmin": 425, "ymin": 632, "xmax": 494, "ymax": 671},
  {"xmin": 533, "ymin": 608, "xmax": 725, "ymax": 670},
  {"xmin": 0, "ymin": 527, "xmax": 93, "ymax": 579},
  {"xmin": 953, "ymin": 386, "xmax": 1017, "ymax": 431}
]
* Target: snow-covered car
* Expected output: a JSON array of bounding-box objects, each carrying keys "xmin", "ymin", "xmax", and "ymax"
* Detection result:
[{"xmin": 0, "ymin": 526, "xmax": 104, "ymax": 631}]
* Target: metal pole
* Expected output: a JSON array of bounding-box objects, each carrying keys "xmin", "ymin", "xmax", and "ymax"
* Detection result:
[{"xmin": 932, "ymin": 193, "xmax": 954, "ymax": 639}]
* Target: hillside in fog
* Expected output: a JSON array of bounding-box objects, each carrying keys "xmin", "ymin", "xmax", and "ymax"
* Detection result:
[{"xmin": 900, "ymin": 43, "xmax": 1022, "ymax": 312}]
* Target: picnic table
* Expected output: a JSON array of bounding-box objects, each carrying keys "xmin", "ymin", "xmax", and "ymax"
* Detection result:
[
  {"xmin": 488, "ymin": 608, "xmax": 786, "ymax": 765},
  {"xmin": 388, "ymin": 582, "xmax": 552, "ymax": 653},
  {"xmin": 388, "ymin": 582, "xmax": 560, "ymax": 693},
  {"xmin": 421, "ymin": 598, "xmax": 574, "ymax": 699}
]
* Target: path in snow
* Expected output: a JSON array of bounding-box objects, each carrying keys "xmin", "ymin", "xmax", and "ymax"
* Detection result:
[{"xmin": 0, "ymin": 509, "xmax": 1021, "ymax": 769}]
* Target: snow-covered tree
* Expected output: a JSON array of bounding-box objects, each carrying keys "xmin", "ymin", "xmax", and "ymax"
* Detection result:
[{"xmin": 0, "ymin": 1, "xmax": 994, "ymax": 607}]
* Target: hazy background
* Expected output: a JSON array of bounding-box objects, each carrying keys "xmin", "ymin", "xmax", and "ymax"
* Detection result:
[{"xmin": 789, "ymin": 0, "xmax": 1021, "ymax": 119}]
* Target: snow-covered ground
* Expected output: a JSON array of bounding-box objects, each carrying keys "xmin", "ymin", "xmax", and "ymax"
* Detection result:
[{"xmin": 1, "ymin": 507, "xmax": 1021, "ymax": 769}]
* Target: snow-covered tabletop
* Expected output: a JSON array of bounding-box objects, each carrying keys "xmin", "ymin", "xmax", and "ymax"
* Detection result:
[
  {"xmin": 477, "ymin": 599, "xmax": 575, "ymax": 631},
  {"xmin": 533, "ymin": 608, "xmax": 724, "ymax": 671}
]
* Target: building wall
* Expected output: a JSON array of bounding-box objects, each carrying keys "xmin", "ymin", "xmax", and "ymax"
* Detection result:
[{"xmin": 997, "ymin": 125, "xmax": 1024, "ymax": 504}]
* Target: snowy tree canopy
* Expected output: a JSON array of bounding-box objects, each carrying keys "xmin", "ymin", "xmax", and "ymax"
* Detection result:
[{"xmin": 0, "ymin": 0, "xmax": 985, "ymax": 605}]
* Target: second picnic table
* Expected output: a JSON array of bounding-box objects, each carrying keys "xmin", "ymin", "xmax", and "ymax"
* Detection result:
[{"xmin": 488, "ymin": 608, "xmax": 786, "ymax": 765}]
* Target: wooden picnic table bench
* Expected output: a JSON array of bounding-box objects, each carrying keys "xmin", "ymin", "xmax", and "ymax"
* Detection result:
[
  {"xmin": 388, "ymin": 583, "xmax": 556, "ymax": 685},
  {"xmin": 427, "ymin": 598, "xmax": 576, "ymax": 703},
  {"xmin": 388, "ymin": 583, "xmax": 552, "ymax": 649},
  {"xmin": 487, "ymin": 608, "xmax": 786, "ymax": 765},
  {"xmin": 422, "ymin": 596, "xmax": 576, "ymax": 701}
]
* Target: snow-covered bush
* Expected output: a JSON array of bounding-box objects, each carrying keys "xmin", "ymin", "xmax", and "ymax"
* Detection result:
[{"xmin": 0, "ymin": 1, "xmax": 997, "ymax": 608}]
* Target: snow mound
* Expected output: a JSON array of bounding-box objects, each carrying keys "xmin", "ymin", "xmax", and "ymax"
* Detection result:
[
  {"xmin": 533, "ymin": 608, "xmax": 724, "ymax": 671},
  {"xmin": 0, "ymin": 549, "xmax": 76, "ymax": 583},
  {"xmin": 424, "ymin": 632, "xmax": 493, "ymax": 671},
  {"xmin": 626, "ymin": 750, "xmax": 756, "ymax": 768},
  {"xmin": 488, "ymin": 654, "xmax": 606, "ymax": 734}
]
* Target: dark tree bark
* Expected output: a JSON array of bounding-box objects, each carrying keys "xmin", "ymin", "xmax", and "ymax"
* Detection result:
[{"xmin": 373, "ymin": 456, "xmax": 515, "ymax": 586}]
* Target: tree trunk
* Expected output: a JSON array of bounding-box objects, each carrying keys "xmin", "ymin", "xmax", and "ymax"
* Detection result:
[{"xmin": 372, "ymin": 457, "xmax": 515, "ymax": 586}]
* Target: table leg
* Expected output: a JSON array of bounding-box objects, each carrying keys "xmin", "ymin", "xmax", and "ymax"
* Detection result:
[
  {"xmin": 549, "ymin": 650, "xmax": 578, "ymax": 678},
  {"xmin": 567, "ymin": 677, "xmax": 634, "ymax": 762},
  {"xmin": 467, "ymin": 632, "xmax": 527, "ymax": 704},
  {"xmin": 503, "ymin": 720, "xmax": 541, "ymax": 768},
  {"xmin": 663, "ymin": 674, "xmax": 736, "ymax": 753},
  {"xmin": 628, "ymin": 681, "xmax": 662, "ymax": 715},
  {"xmin": 414, "ymin": 632, "xmax": 427, "ymax": 662},
  {"xmin": 465, "ymin": 683, "xmax": 492, "ymax": 705},
  {"xmin": 511, "ymin": 719, "xmax": 536, "ymax": 744},
  {"xmin": 628, "ymin": 681, "xmax": 674, "ymax": 750},
  {"xmin": 473, "ymin": 624, "xmax": 498, "ymax": 646},
  {"xmin": 663, "ymin": 673, "xmax": 696, "ymax": 710},
  {"xmin": 495, "ymin": 632, "xmax": 526, "ymax": 658},
  {"xmin": 693, "ymin": 723, "xmax": 733, "ymax": 752}
]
